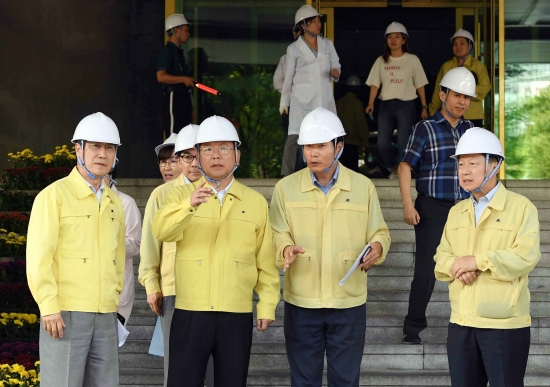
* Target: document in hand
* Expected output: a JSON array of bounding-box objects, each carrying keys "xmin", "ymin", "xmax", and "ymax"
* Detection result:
[
  {"xmin": 117, "ymin": 319, "xmax": 130, "ymax": 347},
  {"xmin": 339, "ymin": 243, "xmax": 371, "ymax": 286}
]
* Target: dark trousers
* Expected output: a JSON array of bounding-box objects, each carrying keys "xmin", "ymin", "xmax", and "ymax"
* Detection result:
[
  {"xmin": 377, "ymin": 99, "xmax": 417, "ymax": 172},
  {"xmin": 281, "ymin": 112, "xmax": 289, "ymax": 144},
  {"xmin": 167, "ymin": 309, "xmax": 253, "ymax": 387},
  {"xmin": 339, "ymin": 144, "xmax": 359, "ymax": 172},
  {"xmin": 284, "ymin": 302, "xmax": 366, "ymax": 387},
  {"xmin": 404, "ymin": 194, "xmax": 454, "ymax": 337},
  {"xmin": 447, "ymin": 323, "xmax": 530, "ymax": 387},
  {"xmin": 162, "ymin": 89, "xmax": 192, "ymax": 139}
]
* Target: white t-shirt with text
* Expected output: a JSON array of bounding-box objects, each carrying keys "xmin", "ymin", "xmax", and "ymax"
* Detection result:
[{"xmin": 366, "ymin": 53, "xmax": 428, "ymax": 101}]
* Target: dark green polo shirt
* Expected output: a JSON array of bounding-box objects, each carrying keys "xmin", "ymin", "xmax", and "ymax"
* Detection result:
[{"xmin": 157, "ymin": 41, "xmax": 191, "ymax": 92}]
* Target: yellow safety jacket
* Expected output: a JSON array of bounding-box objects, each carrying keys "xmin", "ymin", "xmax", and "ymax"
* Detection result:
[
  {"xmin": 429, "ymin": 55, "xmax": 491, "ymax": 120},
  {"xmin": 152, "ymin": 177, "xmax": 280, "ymax": 320},
  {"xmin": 139, "ymin": 174, "xmax": 187, "ymax": 296},
  {"xmin": 27, "ymin": 168, "xmax": 126, "ymax": 316},
  {"xmin": 269, "ymin": 165, "xmax": 391, "ymax": 309},
  {"xmin": 435, "ymin": 184, "xmax": 540, "ymax": 329}
]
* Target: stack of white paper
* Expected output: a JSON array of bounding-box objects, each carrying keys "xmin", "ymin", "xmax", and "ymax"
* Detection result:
[{"xmin": 339, "ymin": 243, "xmax": 371, "ymax": 286}]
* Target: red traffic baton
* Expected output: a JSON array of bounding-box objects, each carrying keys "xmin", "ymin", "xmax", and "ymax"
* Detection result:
[{"xmin": 195, "ymin": 82, "xmax": 221, "ymax": 96}]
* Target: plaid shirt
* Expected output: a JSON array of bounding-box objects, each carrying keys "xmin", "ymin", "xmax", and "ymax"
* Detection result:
[{"xmin": 401, "ymin": 111, "xmax": 473, "ymax": 201}]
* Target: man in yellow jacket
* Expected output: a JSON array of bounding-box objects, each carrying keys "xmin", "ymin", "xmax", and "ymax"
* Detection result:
[
  {"xmin": 152, "ymin": 116, "xmax": 280, "ymax": 387},
  {"xmin": 270, "ymin": 108, "xmax": 391, "ymax": 386},
  {"xmin": 434, "ymin": 128, "xmax": 540, "ymax": 387},
  {"xmin": 429, "ymin": 29, "xmax": 490, "ymax": 127},
  {"xmin": 138, "ymin": 124, "xmax": 214, "ymax": 387},
  {"xmin": 26, "ymin": 112, "xmax": 126, "ymax": 387}
]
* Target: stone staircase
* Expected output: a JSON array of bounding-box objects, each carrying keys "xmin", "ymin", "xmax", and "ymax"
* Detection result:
[{"xmin": 115, "ymin": 178, "xmax": 550, "ymax": 386}]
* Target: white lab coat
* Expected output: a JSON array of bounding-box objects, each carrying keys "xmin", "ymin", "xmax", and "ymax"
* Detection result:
[
  {"xmin": 111, "ymin": 185, "xmax": 142, "ymax": 324},
  {"xmin": 280, "ymin": 36, "xmax": 341, "ymax": 135},
  {"xmin": 273, "ymin": 54, "xmax": 286, "ymax": 93}
]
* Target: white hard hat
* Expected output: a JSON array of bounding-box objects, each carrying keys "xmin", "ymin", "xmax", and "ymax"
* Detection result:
[
  {"xmin": 385, "ymin": 22, "xmax": 408, "ymax": 39},
  {"xmin": 451, "ymin": 29, "xmax": 474, "ymax": 46},
  {"xmin": 440, "ymin": 67, "xmax": 477, "ymax": 98},
  {"xmin": 174, "ymin": 124, "xmax": 200, "ymax": 153},
  {"xmin": 71, "ymin": 112, "xmax": 121, "ymax": 146},
  {"xmin": 195, "ymin": 116, "xmax": 241, "ymax": 146},
  {"xmin": 295, "ymin": 5, "xmax": 321, "ymax": 26},
  {"xmin": 452, "ymin": 127, "xmax": 505, "ymax": 160},
  {"xmin": 165, "ymin": 14, "xmax": 189, "ymax": 31},
  {"xmin": 346, "ymin": 75, "xmax": 361, "ymax": 87},
  {"xmin": 154, "ymin": 133, "xmax": 178, "ymax": 156},
  {"xmin": 298, "ymin": 108, "xmax": 346, "ymax": 145}
]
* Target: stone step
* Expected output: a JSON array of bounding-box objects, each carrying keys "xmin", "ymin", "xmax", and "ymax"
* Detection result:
[
  {"xmin": 116, "ymin": 178, "xmax": 550, "ymax": 203},
  {"xmin": 134, "ymin": 276, "xmax": 550, "ymax": 308},
  {"xmin": 129, "ymin": 282, "xmax": 550, "ymax": 317},
  {"xmin": 118, "ymin": 367, "xmax": 550, "ymax": 386},
  {"xmin": 123, "ymin": 314, "xmax": 550, "ymax": 343},
  {"xmin": 118, "ymin": 340, "xmax": 550, "ymax": 372}
]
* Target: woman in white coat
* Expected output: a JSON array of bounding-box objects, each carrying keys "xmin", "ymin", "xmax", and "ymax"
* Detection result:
[{"xmin": 279, "ymin": 5, "xmax": 341, "ymax": 177}]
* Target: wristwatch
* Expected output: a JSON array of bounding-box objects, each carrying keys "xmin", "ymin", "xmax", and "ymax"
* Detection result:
[{"xmin": 422, "ymin": 105, "xmax": 428, "ymax": 109}]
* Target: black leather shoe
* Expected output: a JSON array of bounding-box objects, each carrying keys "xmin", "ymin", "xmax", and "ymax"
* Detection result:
[{"xmin": 402, "ymin": 334, "xmax": 422, "ymax": 345}]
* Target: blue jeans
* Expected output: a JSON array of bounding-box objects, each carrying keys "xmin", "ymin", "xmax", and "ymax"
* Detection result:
[
  {"xmin": 377, "ymin": 99, "xmax": 417, "ymax": 172},
  {"xmin": 284, "ymin": 302, "xmax": 366, "ymax": 387}
]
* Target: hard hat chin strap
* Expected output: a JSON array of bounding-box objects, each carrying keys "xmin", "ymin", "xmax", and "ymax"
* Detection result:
[
  {"xmin": 467, "ymin": 154, "xmax": 503, "ymax": 194},
  {"xmin": 171, "ymin": 27, "xmax": 182, "ymax": 46},
  {"xmin": 196, "ymin": 142, "xmax": 239, "ymax": 188},
  {"xmin": 442, "ymin": 88, "xmax": 472, "ymax": 119},
  {"xmin": 301, "ymin": 139, "xmax": 344, "ymax": 173},
  {"xmin": 324, "ymin": 139, "xmax": 344, "ymax": 173},
  {"xmin": 302, "ymin": 21, "xmax": 319, "ymax": 37},
  {"xmin": 77, "ymin": 140, "xmax": 118, "ymax": 180}
]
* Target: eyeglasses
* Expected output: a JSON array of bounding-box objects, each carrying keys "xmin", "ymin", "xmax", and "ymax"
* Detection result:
[
  {"xmin": 180, "ymin": 154, "xmax": 198, "ymax": 163},
  {"xmin": 158, "ymin": 158, "xmax": 178, "ymax": 168},
  {"xmin": 87, "ymin": 142, "xmax": 116, "ymax": 154},
  {"xmin": 200, "ymin": 146, "xmax": 234, "ymax": 156}
]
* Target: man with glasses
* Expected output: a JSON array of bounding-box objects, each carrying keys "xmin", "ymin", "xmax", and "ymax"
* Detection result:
[
  {"xmin": 27, "ymin": 112, "xmax": 126, "ymax": 386},
  {"xmin": 152, "ymin": 116, "xmax": 280, "ymax": 387},
  {"xmin": 139, "ymin": 124, "xmax": 214, "ymax": 386}
]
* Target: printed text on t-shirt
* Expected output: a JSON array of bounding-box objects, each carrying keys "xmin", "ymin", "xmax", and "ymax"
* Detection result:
[{"xmin": 385, "ymin": 66, "xmax": 403, "ymax": 83}]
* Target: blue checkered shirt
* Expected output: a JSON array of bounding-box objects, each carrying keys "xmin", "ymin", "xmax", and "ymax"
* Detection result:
[{"xmin": 401, "ymin": 111, "xmax": 473, "ymax": 202}]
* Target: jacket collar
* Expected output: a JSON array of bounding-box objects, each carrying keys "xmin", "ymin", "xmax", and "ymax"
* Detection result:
[
  {"xmin": 297, "ymin": 35, "xmax": 323, "ymax": 59},
  {"xmin": 195, "ymin": 175, "xmax": 243, "ymax": 201},
  {"xmin": 453, "ymin": 54, "xmax": 472, "ymax": 66},
  {"xmin": 69, "ymin": 167, "xmax": 107, "ymax": 201},
  {"xmin": 300, "ymin": 163, "xmax": 351, "ymax": 193},
  {"xmin": 226, "ymin": 178, "xmax": 243, "ymax": 201},
  {"xmin": 460, "ymin": 182, "xmax": 506, "ymax": 213}
]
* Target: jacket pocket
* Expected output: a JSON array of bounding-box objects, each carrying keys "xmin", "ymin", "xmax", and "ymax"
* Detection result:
[
  {"xmin": 475, "ymin": 275, "xmax": 520, "ymax": 319},
  {"xmin": 293, "ymin": 83, "xmax": 312, "ymax": 104},
  {"xmin": 337, "ymin": 250, "xmax": 367, "ymax": 298},
  {"xmin": 59, "ymin": 207, "xmax": 94, "ymax": 252},
  {"xmin": 57, "ymin": 251, "xmax": 93, "ymax": 300},
  {"xmin": 225, "ymin": 256, "xmax": 257, "ymax": 301},
  {"xmin": 286, "ymin": 248, "xmax": 319, "ymax": 299},
  {"xmin": 176, "ymin": 256, "xmax": 208, "ymax": 300},
  {"xmin": 478, "ymin": 222, "xmax": 518, "ymax": 252}
]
